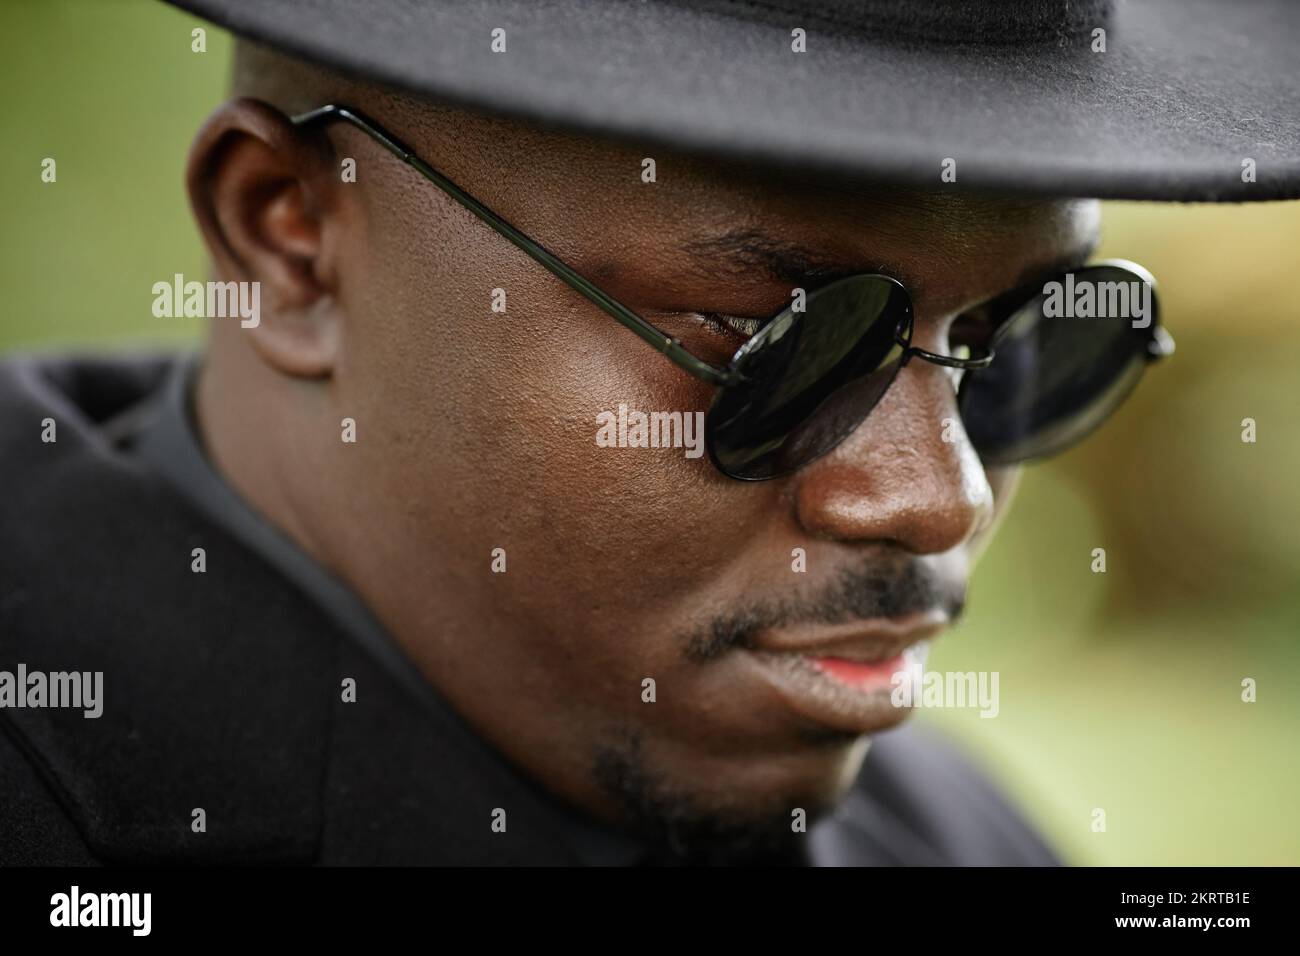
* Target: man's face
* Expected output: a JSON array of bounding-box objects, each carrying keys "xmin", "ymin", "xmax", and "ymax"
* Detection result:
[{"xmin": 200, "ymin": 93, "xmax": 1099, "ymax": 851}]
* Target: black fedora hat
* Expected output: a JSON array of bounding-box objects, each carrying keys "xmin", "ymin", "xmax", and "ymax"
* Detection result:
[{"xmin": 165, "ymin": 0, "xmax": 1300, "ymax": 202}]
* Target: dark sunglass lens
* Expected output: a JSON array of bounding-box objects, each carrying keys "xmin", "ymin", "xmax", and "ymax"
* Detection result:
[
  {"xmin": 959, "ymin": 263, "xmax": 1160, "ymax": 465},
  {"xmin": 706, "ymin": 275, "xmax": 912, "ymax": 480}
]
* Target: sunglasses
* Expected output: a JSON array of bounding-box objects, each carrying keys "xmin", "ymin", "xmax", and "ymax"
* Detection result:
[{"xmin": 293, "ymin": 104, "xmax": 1175, "ymax": 480}]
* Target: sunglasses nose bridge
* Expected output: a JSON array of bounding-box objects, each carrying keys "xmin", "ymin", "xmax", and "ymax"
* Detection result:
[
  {"xmin": 892, "ymin": 297, "xmax": 993, "ymax": 372},
  {"xmin": 903, "ymin": 343, "xmax": 995, "ymax": 371}
]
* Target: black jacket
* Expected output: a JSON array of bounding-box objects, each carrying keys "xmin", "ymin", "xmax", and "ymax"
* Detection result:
[{"xmin": 0, "ymin": 354, "xmax": 1059, "ymax": 866}]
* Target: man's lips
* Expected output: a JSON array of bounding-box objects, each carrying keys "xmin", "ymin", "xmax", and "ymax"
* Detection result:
[
  {"xmin": 808, "ymin": 655, "xmax": 909, "ymax": 691},
  {"xmin": 750, "ymin": 610, "xmax": 947, "ymax": 664},
  {"xmin": 742, "ymin": 611, "xmax": 947, "ymax": 735}
]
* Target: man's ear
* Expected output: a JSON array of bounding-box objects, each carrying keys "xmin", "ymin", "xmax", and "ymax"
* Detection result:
[{"xmin": 186, "ymin": 97, "xmax": 341, "ymax": 378}]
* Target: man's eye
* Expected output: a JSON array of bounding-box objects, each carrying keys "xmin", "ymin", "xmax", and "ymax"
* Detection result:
[
  {"xmin": 697, "ymin": 312, "xmax": 766, "ymax": 340},
  {"xmin": 949, "ymin": 307, "xmax": 999, "ymax": 350}
]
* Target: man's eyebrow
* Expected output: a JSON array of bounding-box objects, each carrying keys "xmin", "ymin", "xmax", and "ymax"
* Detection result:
[
  {"xmin": 681, "ymin": 227, "xmax": 1101, "ymax": 294},
  {"xmin": 680, "ymin": 228, "xmax": 864, "ymax": 286},
  {"xmin": 966, "ymin": 237, "xmax": 1102, "ymax": 318},
  {"xmin": 1013, "ymin": 240, "xmax": 1101, "ymax": 290}
]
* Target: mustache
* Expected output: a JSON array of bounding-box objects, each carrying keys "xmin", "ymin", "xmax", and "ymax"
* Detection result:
[{"xmin": 684, "ymin": 555, "xmax": 966, "ymax": 664}]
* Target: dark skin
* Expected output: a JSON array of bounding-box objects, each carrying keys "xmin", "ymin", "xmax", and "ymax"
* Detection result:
[{"xmin": 186, "ymin": 44, "xmax": 1099, "ymax": 858}]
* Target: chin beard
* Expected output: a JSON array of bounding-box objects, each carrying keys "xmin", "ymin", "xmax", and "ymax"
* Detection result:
[{"xmin": 591, "ymin": 727, "xmax": 841, "ymax": 865}]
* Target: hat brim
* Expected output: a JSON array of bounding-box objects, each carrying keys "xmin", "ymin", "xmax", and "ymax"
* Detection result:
[{"xmin": 168, "ymin": 0, "xmax": 1300, "ymax": 202}]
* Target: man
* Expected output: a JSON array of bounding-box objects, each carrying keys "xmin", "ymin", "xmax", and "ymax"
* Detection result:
[{"xmin": 1, "ymin": 0, "xmax": 1296, "ymax": 866}]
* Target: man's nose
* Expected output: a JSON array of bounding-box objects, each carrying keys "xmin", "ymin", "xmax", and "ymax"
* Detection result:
[{"xmin": 792, "ymin": 356, "xmax": 994, "ymax": 555}]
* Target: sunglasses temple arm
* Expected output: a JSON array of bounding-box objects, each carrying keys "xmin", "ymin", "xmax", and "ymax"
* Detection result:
[
  {"xmin": 291, "ymin": 105, "xmax": 734, "ymax": 388},
  {"xmin": 1146, "ymin": 324, "xmax": 1175, "ymax": 360}
]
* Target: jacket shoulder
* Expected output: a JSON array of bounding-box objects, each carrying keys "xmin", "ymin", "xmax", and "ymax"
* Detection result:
[
  {"xmin": 0, "ymin": 726, "xmax": 98, "ymax": 865},
  {"xmin": 0, "ymin": 355, "xmax": 337, "ymax": 864}
]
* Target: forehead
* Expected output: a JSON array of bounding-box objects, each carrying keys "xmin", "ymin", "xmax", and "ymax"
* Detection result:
[{"xmin": 392, "ymin": 96, "xmax": 1101, "ymax": 312}]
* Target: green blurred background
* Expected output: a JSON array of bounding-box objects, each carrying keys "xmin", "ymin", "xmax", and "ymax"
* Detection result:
[{"xmin": 2, "ymin": 1, "xmax": 1297, "ymax": 864}]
